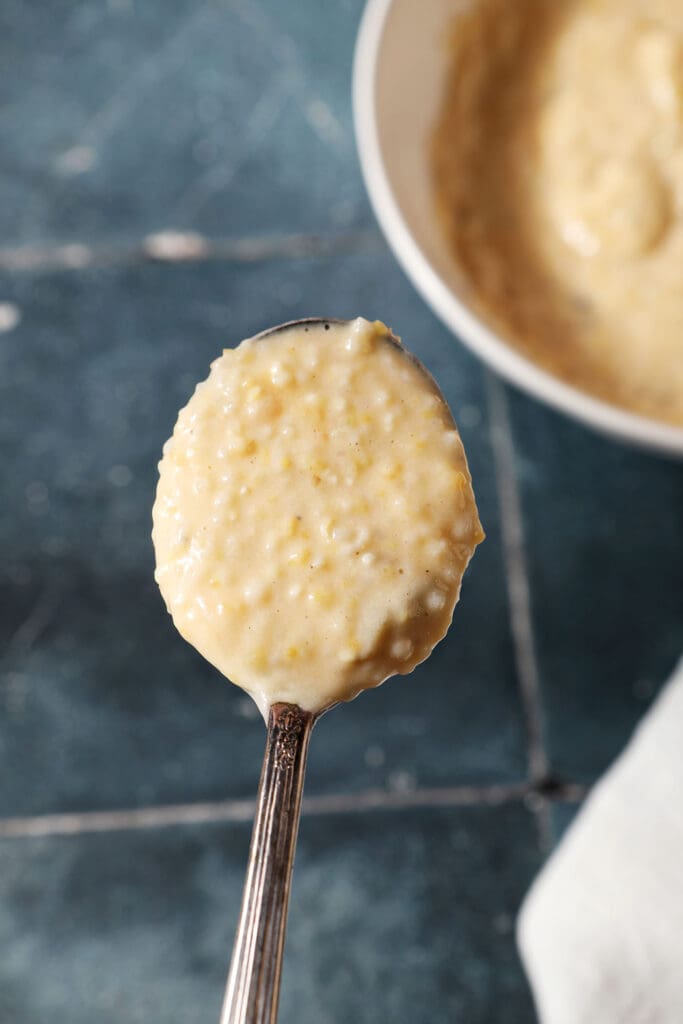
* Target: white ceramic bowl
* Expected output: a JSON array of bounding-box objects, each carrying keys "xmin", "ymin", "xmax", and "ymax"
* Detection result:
[{"xmin": 353, "ymin": 0, "xmax": 683, "ymax": 457}]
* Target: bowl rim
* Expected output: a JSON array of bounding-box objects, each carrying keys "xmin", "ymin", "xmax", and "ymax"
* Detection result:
[{"xmin": 352, "ymin": 0, "xmax": 683, "ymax": 457}]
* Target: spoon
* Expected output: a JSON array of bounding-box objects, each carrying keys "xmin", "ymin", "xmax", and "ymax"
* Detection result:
[
  {"xmin": 219, "ymin": 700, "xmax": 320, "ymax": 1024},
  {"xmin": 153, "ymin": 318, "xmax": 480, "ymax": 1024}
]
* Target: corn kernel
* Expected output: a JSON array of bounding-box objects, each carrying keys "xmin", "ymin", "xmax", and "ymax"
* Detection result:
[{"xmin": 250, "ymin": 648, "xmax": 268, "ymax": 671}]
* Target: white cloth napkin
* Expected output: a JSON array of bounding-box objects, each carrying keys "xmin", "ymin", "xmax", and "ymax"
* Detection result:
[{"xmin": 518, "ymin": 658, "xmax": 683, "ymax": 1024}]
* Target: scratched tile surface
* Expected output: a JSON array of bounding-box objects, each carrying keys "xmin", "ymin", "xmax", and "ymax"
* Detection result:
[
  {"xmin": 508, "ymin": 393, "xmax": 683, "ymax": 783},
  {"xmin": 0, "ymin": 805, "xmax": 539, "ymax": 1024},
  {"xmin": 0, "ymin": 0, "xmax": 370, "ymax": 246}
]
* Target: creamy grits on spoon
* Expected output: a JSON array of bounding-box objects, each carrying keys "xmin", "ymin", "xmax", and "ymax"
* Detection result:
[{"xmin": 152, "ymin": 317, "xmax": 483, "ymax": 1024}]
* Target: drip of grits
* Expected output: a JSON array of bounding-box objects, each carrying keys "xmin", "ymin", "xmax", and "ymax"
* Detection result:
[
  {"xmin": 152, "ymin": 318, "xmax": 483, "ymax": 716},
  {"xmin": 433, "ymin": 0, "xmax": 683, "ymax": 427}
]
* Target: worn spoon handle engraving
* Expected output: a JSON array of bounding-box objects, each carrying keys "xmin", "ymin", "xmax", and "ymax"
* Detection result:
[{"xmin": 220, "ymin": 703, "xmax": 316, "ymax": 1024}]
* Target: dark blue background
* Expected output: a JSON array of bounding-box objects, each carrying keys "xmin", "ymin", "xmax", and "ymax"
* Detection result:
[{"xmin": 1, "ymin": 2, "xmax": 681, "ymax": 1021}]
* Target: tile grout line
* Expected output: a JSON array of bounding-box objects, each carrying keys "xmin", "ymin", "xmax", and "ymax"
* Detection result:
[
  {"xmin": 485, "ymin": 373, "xmax": 553, "ymax": 850},
  {"xmin": 0, "ymin": 228, "xmax": 385, "ymax": 274},
  {"xmin": 0, "ymin": 781, "xmax": 587, "ymax": 841}
]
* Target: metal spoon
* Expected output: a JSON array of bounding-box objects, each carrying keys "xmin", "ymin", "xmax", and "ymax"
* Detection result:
[
  {"xmin": 220, "ymin": 701, "xmax": 318, "ymax": 1024},
  {"xmin": 219, "ymin": 318, "xmax": 449, "ymax": 1024}
]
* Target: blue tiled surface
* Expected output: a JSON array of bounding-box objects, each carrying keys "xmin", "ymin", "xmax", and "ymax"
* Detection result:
[
  {"xmin": 508, "ymin": 393, "xmax": 683, "ymax": 782},
  {"xmin": 0, "ymin": 0, "xmax": 370, "ymax": 246},
  {"xmin": 550, "ymin": 802, "xmax": 581, "ymax": 845},
  {"xmin": 1, "ymin": 1, "xmax": 681, "ymax": 1022},
  {"xmin": 0, "ymin": 806, "xmax": 538, "ymax": 1024}
]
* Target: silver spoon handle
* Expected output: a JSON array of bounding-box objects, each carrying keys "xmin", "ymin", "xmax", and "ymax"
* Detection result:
[{"xmin": 220, "ymin": 703, "xmax": 315, "ymax": 1024}]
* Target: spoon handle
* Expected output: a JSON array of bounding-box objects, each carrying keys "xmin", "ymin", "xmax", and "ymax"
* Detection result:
[{"xmin": 220, "ymin": 703, "xmax": 316, "ymax": 1024}]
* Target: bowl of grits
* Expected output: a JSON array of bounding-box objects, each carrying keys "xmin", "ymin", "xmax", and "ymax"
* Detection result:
[{"xmin": 353, "ymin": 0, "xmax": 683, "ymax": 456}]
